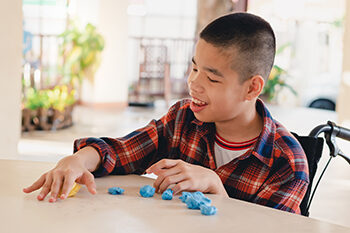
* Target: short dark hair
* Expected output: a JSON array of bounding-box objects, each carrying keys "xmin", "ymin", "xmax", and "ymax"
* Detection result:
[{"xmin": 199, "ymin": 12, "xmax": 276, "ymax": 83}]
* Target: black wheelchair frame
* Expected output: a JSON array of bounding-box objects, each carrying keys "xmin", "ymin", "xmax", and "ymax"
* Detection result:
[{"xmin": 293, "ymin": 121, "xmax": 350, "ymax": 216}]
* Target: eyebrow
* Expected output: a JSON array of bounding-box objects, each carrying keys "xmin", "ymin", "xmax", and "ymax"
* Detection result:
[{"xmin": 192, "ymin": 57, "xmax": 224, "ymax": 78}]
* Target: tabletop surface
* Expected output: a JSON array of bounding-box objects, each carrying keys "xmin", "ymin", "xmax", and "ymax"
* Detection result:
[{"xmin": 1, "ymin": 159, "xmax": 350, "ymax": 233}]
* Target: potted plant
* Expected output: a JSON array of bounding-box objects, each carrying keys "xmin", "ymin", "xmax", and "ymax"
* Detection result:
[
  {"xmin": 22, "ymin": 88, "xmax": 51, "ymax": 130},
  {"xmin": 260, "ymin": 64, "xmax": 297, "ymax": 103},
  {"xmin": 58, "ymin": 21, "xmax": 105, "ymax": 99},
  {"xmin": 22, "ymin": 85, "xmax": 76, "ymax": 131},
  {"xmin": 47, "ymin": 85, "xmax": 76, "ymax": 130},
  {"xmin": 21, "ymin": 20, "xmax": 104, "ymax": 131}
]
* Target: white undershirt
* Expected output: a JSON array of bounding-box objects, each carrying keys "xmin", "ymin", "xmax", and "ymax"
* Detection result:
[
  {"xmin": 214, "ymin": 133, "xmax": 258, "ymax": 168},
  {"xmin": 214, "ymin": 143, "xmax": 249, "ymax": 168}
]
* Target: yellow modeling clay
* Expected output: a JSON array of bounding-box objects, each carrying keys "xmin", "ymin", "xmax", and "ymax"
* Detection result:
[
  {"xmin": 59, "ymin": 183, "xmax": 81, "ymax": 198},
  {"xmin": 68, "ymin": 183, "xmax": 81, "ymax": 197}
]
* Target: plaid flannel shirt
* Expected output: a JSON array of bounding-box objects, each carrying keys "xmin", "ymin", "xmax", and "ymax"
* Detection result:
[{"xmin": 74, "ymin": 99, "xmax": 309, "ymax": 214}]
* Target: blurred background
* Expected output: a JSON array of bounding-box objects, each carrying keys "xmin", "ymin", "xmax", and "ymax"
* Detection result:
[
  {"xmin": 1, "ymin": 0, "xmax": 350, "ymax": 228},
  {"xmin": 18, "ymin": 0, "xmax": 347, "ymax": 111}
]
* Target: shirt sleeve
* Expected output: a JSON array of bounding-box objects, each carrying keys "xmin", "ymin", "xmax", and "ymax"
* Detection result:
[
  {"xmin": 253, "ymin": 175, "xmax": 308, "ymax": 214},
  {"xmin": 73, "ymin": 101, "xmax": 181, "ymax": 177}
]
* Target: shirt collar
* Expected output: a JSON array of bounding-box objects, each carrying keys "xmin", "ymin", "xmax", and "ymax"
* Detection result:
[
  {"xmin": 191, "ymin": 118, "xmax": 215, "ymax": 138},
  {"xmin": 251, "ymin": 99, "xmax": 276, "ymax": 167}
]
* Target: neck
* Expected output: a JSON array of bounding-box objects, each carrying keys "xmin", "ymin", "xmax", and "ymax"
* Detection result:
[{"xmin": 215, "ymin": 103, "xmax": 263, "ymax": 142}]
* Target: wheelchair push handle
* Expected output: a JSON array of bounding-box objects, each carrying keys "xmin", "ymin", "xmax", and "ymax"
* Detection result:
[
  {"xmin": 337, "ymin": 125, "xmax": 350, "ymax": 141},
  {"xmin": 309, "ymin": 121, "xmax": 350, "ymax": 165},
  {"xmin": 328, "ymin": 121, "xmax": 350, "ymax": 164},
  {"xmin": 309, "ymin": 121, "xmax": 350, "ymax": 141}
]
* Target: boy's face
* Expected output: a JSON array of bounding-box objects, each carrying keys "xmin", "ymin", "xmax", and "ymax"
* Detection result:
[{"xmin": 188, "ymin": 39, "xmax": 250, "ymax": 123}]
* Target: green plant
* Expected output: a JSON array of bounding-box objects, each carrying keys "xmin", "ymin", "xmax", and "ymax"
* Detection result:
[
  {"xmin": 47, "ymin": 85, "xmax": 76, "ymax": 111},
  {"xmin": 24, "ymin": 88, "xmax": 51, "ymax": 110},
  {"xmin": 59, "ymin": 21, "xmax": 105, "ymax": 85},
  {"xmin": 23, "ymin": 85, "xmax": 76, "ymax": 111},
  {"xmin": 261, "ymin": 65, "xmax": 297, "ymax": 102},
  {"xmin": 261, "ymin": 42, "xmax": 296, "ymax": 102}
]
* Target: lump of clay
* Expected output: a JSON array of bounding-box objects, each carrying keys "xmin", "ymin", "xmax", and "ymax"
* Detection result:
[
  {"xmin": 108, "ymin": 187, "xmax": 125, "ymax": 195},
  {"xmin": 162, "ymin": 189, "xmax": 173, "ymax": 200},
  {"xmin": 200, "ymin": 205, "xmax": 218, "ymax": 216},
  {"xmin": 140, "ymin": 185, "xmax": 155, "ymax": 198}
]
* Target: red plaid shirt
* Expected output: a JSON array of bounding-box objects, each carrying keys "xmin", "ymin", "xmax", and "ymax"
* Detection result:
[{"xmin": 74, "ymin": 99, "xmax": 309, "ymax": 214}]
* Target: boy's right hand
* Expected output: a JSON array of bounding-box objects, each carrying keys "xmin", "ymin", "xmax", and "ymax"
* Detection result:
[{"xmin": 23, "ymin": 155, "xmax": 97, "ymax": 203}]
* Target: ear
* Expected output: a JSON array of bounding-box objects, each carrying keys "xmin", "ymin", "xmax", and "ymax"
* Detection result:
[{"xmin": 245, "ymin": 75, "xmax": 265, "ymax": 101}]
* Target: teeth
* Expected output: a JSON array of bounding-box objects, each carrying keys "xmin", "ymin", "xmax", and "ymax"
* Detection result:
[{"xmin": 192, "ymin": 98, "xmax": 207, "ymax": 105}]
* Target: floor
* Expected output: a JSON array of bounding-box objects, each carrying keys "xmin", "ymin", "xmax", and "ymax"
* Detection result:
[{"xmin": 16, "ymin": 100, "xmax": 350, "ymax": 228}]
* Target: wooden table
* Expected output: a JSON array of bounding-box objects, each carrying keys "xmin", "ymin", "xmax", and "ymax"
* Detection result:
[{"xmin": 1, "ymin": 159, "xmax": 349, "ymax": 233}]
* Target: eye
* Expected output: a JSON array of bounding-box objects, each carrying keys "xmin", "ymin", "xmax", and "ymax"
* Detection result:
[
  {"xmin": 192, "ymin": 68, "xmax": 198, "ymax": 72},
  {"xmin": 207, "ymin": 76, "xmax": 219, "ymax": 83}
]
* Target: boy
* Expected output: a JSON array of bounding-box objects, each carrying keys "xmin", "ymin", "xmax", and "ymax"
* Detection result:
[{"xmin": 23, "ymin": 13, "xmax": 309, "ymax": 214}]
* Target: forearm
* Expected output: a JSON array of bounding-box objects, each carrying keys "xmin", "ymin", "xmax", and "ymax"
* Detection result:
[
  {"xmin": 73, "ymin": 130, "xmax": 161, "ymax": 176},
  {"xmin": 74, "ymin": 146, "xmax": 101, "ymax": 172},
  {"xmin": 255, "ymin": 179, "xmax": 308, "ymax": 213}
]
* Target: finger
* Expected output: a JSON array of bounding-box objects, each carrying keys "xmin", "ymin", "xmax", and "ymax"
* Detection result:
[
  {"xmin": 172, "ymin": 179, "xmax": 193, "ymax": 195},
  {"xmin": 82, "ymin": 171, "xmax": 97, "ymax": 195},
  {"xmin": 23, "ymin": 173, "xmax": 46, "ymax": 193},
  {"xmin": 153, "ymin": 166, "xmax": 181, "ymax": 192},
  {"xmin": 37, "ymin": 174, "xmax": 53, "ymax": 201},
  {"xmin": 158, "ymin": 173, "xmax": 186, "ymax": 194},
  {"xmin": 146, "ymin": 159, "xmax": 180, "ymax": 174},
  {"xmin": 49, "ymin": 173, "xmax": 63, "ymax": 202},
  {"xmin": 59, "ymin": 174, "xmax": 75, "ymax": 199}
]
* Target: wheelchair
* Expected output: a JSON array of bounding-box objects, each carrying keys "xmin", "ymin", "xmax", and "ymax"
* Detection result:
[{"xmin": 292, "ymin": 121, "xmax": 350, "ymax": 217}]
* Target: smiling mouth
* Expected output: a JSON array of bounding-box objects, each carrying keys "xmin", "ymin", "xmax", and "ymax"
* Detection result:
[{"xmin": 191, "ymin": 97, "xmax": 208, "ymax": 106}]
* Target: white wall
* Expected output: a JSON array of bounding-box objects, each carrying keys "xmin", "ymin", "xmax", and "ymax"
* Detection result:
[
  {"xmin": 128, "ymin": 0, "xmax": 197, "ymax": 38},
  {"xmin": 93, "ymin": 0, "xmax": 129, "ymax": 104},
  {"xmin": 337, "ymin": 0, "xmax": 350, "ymax": 127},
  {"xmin": 0, "ymin": 0, "xmax": 22, "ymax": 157}
]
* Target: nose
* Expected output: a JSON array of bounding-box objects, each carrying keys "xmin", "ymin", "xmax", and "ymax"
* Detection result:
[{"xmin": 187, "ymin": 71, "xmax": 204, "ymax": 94}]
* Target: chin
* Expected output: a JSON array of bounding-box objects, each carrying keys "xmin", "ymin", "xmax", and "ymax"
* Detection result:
[{"xmin": 193, "ymin": 113, "xmax": 213, "ymax": 123}]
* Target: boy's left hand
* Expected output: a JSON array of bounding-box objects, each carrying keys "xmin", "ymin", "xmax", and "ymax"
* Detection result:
[{"xmin": 146, "ymin": 159, "xmax": 228, "ymax": 196}]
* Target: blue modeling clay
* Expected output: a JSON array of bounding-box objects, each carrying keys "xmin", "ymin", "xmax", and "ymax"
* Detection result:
[
  {"xmin": 179, "ymin": 192, "xmax": 192, "ymax": 203},
  {"xmin": 192, "ymin": 191, "xmax": 212, "ymax": 206},
  {"xmin": 108, "ymin": 187, "xmax": 125, "ymax": 195},
  {"xmin": 183, "ymin": 191, "xmax": 212, "ymax": 209},
  {"xmin": 140, "ymin": 185, "xmax": 155, "ymax": 197},
  {"xmin": 185, "ymin": 195, "xmax": 201, "ymax": 209},
  {"xmin": 162, "ymin": 189, "xmax": 173, "ymax": 200},
  {"xmin": 199, "ymin": 197, "xmax": 211, "ymax": 206},
  {"xmin": 200, "ymin": 205, "xmax": 217, "ymax": 216},
  {"xmin": 180, "ymin": 191, "xmax": 216, "ymax": 215}
]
